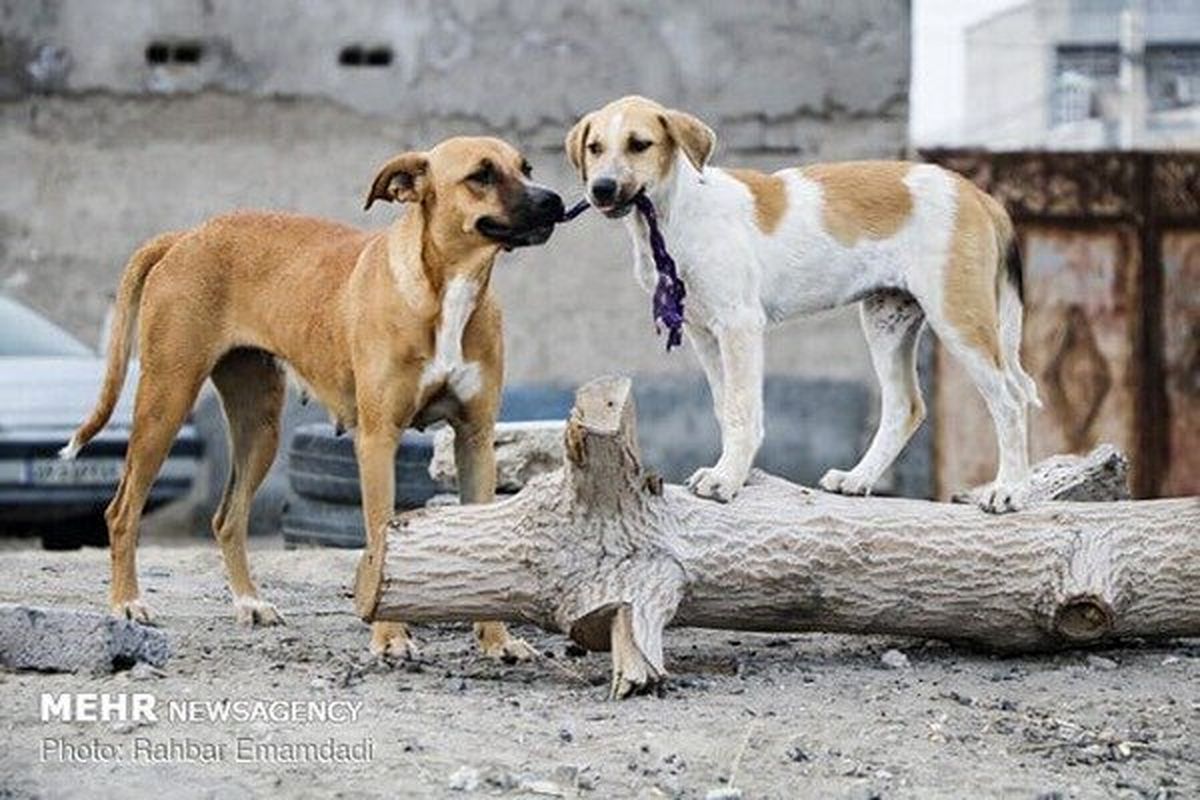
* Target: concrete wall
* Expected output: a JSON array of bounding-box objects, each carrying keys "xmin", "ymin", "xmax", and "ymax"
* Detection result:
[{"xmin": 0, "ymin": 0, "xmax": 919, "ymax": 520}]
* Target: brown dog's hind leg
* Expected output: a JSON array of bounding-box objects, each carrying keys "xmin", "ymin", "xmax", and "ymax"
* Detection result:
[
  {"xmin": 106, "ymin": 352, "xmax": 208, "ymax": 623},
  {"xmin": 211, "ymin": 349, "xmax": 286, "ymax": 626}
]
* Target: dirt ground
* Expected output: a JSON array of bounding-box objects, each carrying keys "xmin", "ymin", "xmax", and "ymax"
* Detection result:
[{"xmin": 0, "ymin": 540, "xmax": 1197, "ymax": 800}]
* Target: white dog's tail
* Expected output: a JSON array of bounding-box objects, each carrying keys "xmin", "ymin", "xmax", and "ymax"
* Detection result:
[
  {"xmin": 60, "ymin": 231, "xmax": 184, "ymax": 460},
  {"xmin": 983, "ymin": 194, "xmax": 1041, "ymax": 409}
]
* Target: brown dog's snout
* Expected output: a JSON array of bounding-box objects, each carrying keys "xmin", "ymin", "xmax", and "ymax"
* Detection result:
[{"xmin": 524, "ymin": 186, "xmax": 565, "ymax": 224}]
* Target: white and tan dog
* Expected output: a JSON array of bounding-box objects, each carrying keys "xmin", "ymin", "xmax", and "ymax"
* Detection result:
[
  {"xmin": 63, "ymin": 136, "xmax": 563, "ymax": 658},
  {"xmin": 566, "ymin": 96, "xmax": 1040, "ymax": 512}
]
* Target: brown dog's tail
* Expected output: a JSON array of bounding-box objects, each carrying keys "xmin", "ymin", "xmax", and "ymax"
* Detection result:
[{"xmin": 60, "ymin": 231, "xmax": 183, "ymax": 460}]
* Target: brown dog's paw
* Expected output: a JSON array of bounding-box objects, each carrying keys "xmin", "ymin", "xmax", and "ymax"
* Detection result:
[
  {"xmin": 234, "ymin": 596, "xmax": 285, "ymax": 627},
  {"xmin": 474, "ymin": 622, "xmax": 538, "ymax": 663},
  {"xmin": 112, "ymin": 598, "xmax": 156, "ymax": 626},
  {"xmin": 370, "ymin": 621, "xmax": 419, "ymax": 660}
]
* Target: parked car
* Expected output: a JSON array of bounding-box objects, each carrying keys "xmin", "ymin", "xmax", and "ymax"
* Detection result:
[{"xmin": 0, "ymin": 296, "xmax": 202, "ymax": 546}]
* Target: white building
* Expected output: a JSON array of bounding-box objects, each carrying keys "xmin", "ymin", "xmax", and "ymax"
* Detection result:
[{"xmin": 964, "ymin": 0, "xmax": 1200, "ymax": 149}]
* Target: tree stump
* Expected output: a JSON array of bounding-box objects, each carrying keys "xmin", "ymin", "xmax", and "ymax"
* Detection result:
[{"xmin": 362, "ymin": 376, "xmax": 1200, "ymax": 698}]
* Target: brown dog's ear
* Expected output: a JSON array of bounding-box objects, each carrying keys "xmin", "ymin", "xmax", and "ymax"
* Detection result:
[
  {"xmin": 660, "ymin": 109, "xmax": 716, "ymax": 173},
  {"xmin": 564, "ymin": 114, "xmax": 593, "ymax": 180},
  {"xmin": 364, "ymin": 152, "xmax": 429, "ymax": 210}
]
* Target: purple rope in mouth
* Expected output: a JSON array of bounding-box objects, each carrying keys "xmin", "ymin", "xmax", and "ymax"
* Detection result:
[
  {"xmin": 560, "ymin": 198, "xmax": 591, "ymax": 222},
  {"xmin": 557, "ymin": 194, "xmax": 686, "ymax": 351},
  {"xmin": 633, "ymin": 193, "xmax": 686, "ymax": 351}
]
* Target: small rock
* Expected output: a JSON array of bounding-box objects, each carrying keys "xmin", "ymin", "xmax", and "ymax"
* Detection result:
[
  {"xmin": 705, "ymin": 789, "xmax": 743, "ymax": 800},
  {"xmin": 309, "ymin": 677, "xmax": 329, "ymax": 689},
  {"xmin": 786, "ymin": 745, "xmax": 809, "ymax": 763},
  {"xmin": 1086, "ymin": 655, "xmax": 1118, "ymax": 670},
  {"xmin": 128, "ymin": 662, "xmax": 165, "ymax": 681},
  {"xmin": 551, "ymin": 765, "xmax": 578, "ymax": 786},
  {"xmin": 481, "ymin": 766, "xmax": 517, "ymax": 790},
  {"xmin": 1161, "ymin": 655, "xmax": 1180, "ymax": 665},
  {"xmin": 881, "ymin": 649, "xmax": 910, "ymax": 669},
  {"xmin": 520, "ymin": 778, "xmax": 566, "ymax": 797},
  {"xmin": 448, "ymin": 766, "xmax": 480, "ymax": 792}
]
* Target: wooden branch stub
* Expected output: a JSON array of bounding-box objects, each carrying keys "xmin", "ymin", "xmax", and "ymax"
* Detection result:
[
  {"xmin": 1053, "ymin": 596, "xmax": 1116, "ymax": 642},
  {"xmin": 370, "ymin": 375, "xmax": 1200, "ymax": 698}
]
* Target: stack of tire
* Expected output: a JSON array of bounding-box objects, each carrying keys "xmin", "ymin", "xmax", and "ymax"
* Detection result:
[
  {"xmin": 281, "ymin": 424, "xmax": 441, "ymax": 548},
  {"xmin": 280, "ymin": 387, "xmax": 574, "ymax": 548}
]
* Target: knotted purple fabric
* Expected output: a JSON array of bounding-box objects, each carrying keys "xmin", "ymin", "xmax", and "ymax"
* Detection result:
[
  {"xmin": 632, "ymin": 194, "xmax": 686, "ymax": 350},
  {"xmin": 558, "ymin": 194, "xmax": 686, "ymax": 351}
]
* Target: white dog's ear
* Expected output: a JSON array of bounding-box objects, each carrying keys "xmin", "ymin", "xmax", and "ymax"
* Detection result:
[
  {"xmin": 660, "ymin": 109, "xmax": 716, "ymax": 173},
  {"xmin": 364, "ymin": 152, "xmax": 429, "ymax": 210},
  {"xmin": 564, "ymin": 113, "xmax": 593, "ymax": 180}
]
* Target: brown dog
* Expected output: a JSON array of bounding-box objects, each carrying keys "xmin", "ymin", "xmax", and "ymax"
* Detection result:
[{"xmin": 62, "ymin": 136, "xmax": 564, "ymax": 659}]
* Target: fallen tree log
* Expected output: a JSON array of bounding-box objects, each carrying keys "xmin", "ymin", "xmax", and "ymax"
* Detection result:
[{"xmin": 363, "ymin": 376, "xmax": 1200, "ymax": 698}]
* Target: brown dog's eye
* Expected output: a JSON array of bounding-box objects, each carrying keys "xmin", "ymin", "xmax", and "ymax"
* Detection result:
[
  {"xmin": 586, "ymin": 141, "xmax": 603, "ymax": 156},
  {"xmin": 467, "ymin": 164, "xmax": 494, "ymax": 186},
  {"xmin": 628, "ymin": 138, "xmax": 652, "ymax": 154},
  {"xmin": 520, "ymin": 160, "xmax": 532, "ymax": 178}
]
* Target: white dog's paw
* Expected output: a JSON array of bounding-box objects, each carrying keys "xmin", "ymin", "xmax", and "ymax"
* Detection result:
[
  {"xmin": 819, "ymin": 468, "xmax": 875, "ymax": 496},
  {"xmin": 233, "ymin": 596, "xmax": 285, "ymax": 627},
  {"xmin": 112, "ymin": 597, "xmax": 155, "ymax": 625},
  {"xmin": 978, "ymin": 482, "xmax": 1028, "ymax": 514},
  {"xmin": 686, "ymin": 465, "xmax": 744, "ymax": 503}
]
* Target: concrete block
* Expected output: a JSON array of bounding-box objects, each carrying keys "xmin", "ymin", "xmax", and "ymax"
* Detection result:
[
  {"xmin": 0, "ymin": 604, "xmax": 170, "ymax": 674},
  {"xmin": 431, "ymin": 420, "xmax": 566, "ymax": 493}
]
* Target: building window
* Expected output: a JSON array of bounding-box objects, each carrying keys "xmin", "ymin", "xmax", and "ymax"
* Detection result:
[
  {"xmin": 339, "ymin": 45, "xmax": 393, "ymax": 68},
  {"xmin": 145, "ymin": 40, "xmax": 205, "ymax": 66},
  {"xmin": 1052, "ymin": 45, "xmax": 1119, "ymax": 125},
  {"xmin": 1147, "ymin": 44, "xmax": 1200, "ymax": 111}
]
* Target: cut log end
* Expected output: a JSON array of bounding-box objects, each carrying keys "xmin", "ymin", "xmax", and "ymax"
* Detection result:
[{"xmin": 1052, "ymin": 595, "xmax": 1117, "ymax": 642}]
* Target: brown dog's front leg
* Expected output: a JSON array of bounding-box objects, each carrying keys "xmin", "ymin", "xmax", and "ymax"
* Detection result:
[
  {"xmin": 351, "ymin": 419, "xmax": 416, "ymax": 658},
  {"xmin": 453, "ymin": 416, "xmax": 538, "ymax": 663}
]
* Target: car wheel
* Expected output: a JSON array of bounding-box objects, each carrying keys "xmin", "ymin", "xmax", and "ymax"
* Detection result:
[
  {"xmin": 280, "ymin": 492, "xmax": 367, "ymax": 549},
  {"xmin": 40, "ymin": 514, "xmax": 109, "ymax": 551},
  {"xmin": 287, "ymin": 423, "xmax": 440, "ymax": 507}
]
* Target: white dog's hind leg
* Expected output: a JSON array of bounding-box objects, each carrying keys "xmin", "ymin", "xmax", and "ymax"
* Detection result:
[
  {"xmin": 687, "ymin": 324, "xmax": 764, "ymax": 503},
  {"xmin": 927, "ymin": 317, "xmax": 1030, "ymax": 514},
  {"xmin": 821, "ymin": 291, "xmax": 926, "ymax": 497}
]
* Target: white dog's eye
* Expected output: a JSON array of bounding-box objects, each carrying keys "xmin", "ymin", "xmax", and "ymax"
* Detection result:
[
  {"xmin": 586, "ymin": 141, "xmax": 603, "ymax": 156},
  {"xmin": 628, "ymin": 138, "xmax": 652, "ymax": 154}
]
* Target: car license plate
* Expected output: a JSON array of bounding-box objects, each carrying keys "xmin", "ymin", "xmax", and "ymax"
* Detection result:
[{"xmin": 27, "ymin": 458, "xmax": 124, "ymax": 486}]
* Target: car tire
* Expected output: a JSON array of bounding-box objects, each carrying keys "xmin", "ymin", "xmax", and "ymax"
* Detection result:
[
  {"xmin": 287, "ymin": 423, "xmax": 439, "ymax": 507},
  {"xmin": 280, "ymin": 492, "xmax": 366, "ymax": 549}
]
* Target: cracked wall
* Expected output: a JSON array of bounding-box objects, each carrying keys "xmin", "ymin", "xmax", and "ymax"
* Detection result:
[{"xmin": 0, "ymin": 0, "xmax": 921, "ymax": 494}]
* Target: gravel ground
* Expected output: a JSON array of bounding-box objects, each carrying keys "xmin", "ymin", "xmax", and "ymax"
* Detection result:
[{"xmin": 0, "ymin": 542, "xmax": 1197, "ymax": 799}]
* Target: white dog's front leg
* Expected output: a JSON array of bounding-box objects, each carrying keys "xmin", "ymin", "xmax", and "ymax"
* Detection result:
[
  {"xmin": 687, "ymin": 324, "xmax": 764, "ymax": 503},
  {"xmin": 687, "ymin": 325, "xmax": 725, "ymax": 441}
]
